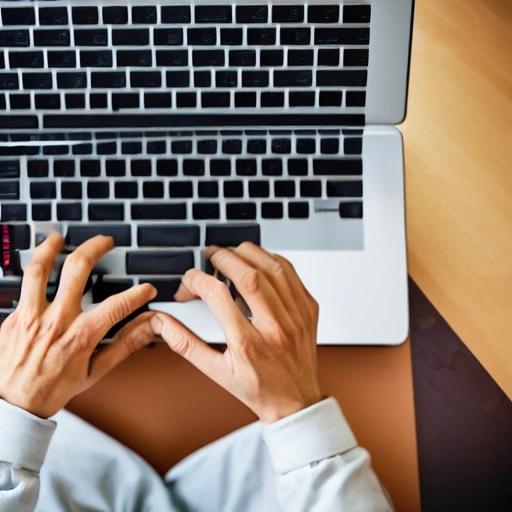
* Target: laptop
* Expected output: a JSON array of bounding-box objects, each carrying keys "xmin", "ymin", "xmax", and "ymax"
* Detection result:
[{"xmin": 0, "ymin": 0, "xmax": 413, "ymax": 345}]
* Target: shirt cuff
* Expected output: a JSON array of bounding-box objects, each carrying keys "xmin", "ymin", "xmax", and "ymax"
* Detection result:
[
  {"xmin": 263, "ymin": 397, "xmax": 358, "ymax": 474},
  {"xmin": 0, "ymin": 399, "xmax": 56, "ymax": 473}
]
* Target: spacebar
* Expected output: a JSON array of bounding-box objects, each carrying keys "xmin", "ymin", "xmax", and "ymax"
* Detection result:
[{"xmin": 126, "ymin": 251, "xmax": 195, "ymax": 275}]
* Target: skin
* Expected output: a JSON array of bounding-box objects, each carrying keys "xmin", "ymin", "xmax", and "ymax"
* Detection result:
[{"xmin": 0, "ymin": 235, "xmax": 323, "ymax": 424}]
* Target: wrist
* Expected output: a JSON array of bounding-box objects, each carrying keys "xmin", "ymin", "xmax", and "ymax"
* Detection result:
[{"xmin": 259, "ymin": 393, "xmax": 324, "ymax": 425}]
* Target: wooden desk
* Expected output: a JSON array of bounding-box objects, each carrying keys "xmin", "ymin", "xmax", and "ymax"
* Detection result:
[{"xmin": 401, "ymin": 0, "xmax": 512, "ymax": 398}]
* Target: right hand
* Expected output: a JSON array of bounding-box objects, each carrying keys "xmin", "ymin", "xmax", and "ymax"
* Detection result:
[{"xmin": 150, "ymin": 242, "xmax": 323, "ymax": 424}]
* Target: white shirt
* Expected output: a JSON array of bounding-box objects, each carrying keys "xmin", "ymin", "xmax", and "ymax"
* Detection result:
[{"xmin": 0, "ymin": 397, "xmax": 393, "ymax": 511}]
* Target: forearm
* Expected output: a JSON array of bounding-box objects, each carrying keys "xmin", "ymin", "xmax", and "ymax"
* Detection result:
[
  {"xmin": 0, "ymin": 400, "xmax": 56, "ymax": 512},
  {"xmin": 263, "ymin": 398, "xmax": 393, "ymax": 512}
]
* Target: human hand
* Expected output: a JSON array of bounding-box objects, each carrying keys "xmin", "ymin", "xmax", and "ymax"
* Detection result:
[
  {"xmin": 0, "ymin": 233, "xmax": 157, "ymax": 419},
  {"xmin": 151, "ymin": 242, "xmax": 323, "ymax": 424}
]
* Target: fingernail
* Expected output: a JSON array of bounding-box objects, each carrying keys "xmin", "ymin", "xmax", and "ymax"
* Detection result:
[
  {"xmin": 150, "ymin": 315, "xmax": 163, "ymax": 335},
  {"xmin": 148, "ymin": 285, "xmax": 158, "ymax": 300}
]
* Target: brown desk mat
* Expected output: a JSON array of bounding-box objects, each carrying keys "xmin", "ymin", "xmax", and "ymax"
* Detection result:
[{"xmin": 409, "ymin": 279, "xmax": 512, "ymax": 511}]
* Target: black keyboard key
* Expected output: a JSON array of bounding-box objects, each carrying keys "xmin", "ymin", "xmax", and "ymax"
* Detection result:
[
  {"xmin": 32, "ymin": 203, "xmax": 51, "ymax": 221},
  {"xmin": 184, "ymin": 160, "xmax": 205, "ymax": 176},
  {"xmin": 172, "ymin": 140, "xmax": 192, "ymax": 154},
  {"xmin": 97, "ymin": 142, "xmax": 116, "ymax": 155},
  {"xmin": 288, "ymin": 202, "xmax": 309, "ymax": 219},
  {"xmin": 66, "ymin": 225, "xmax": 131, "ymax": 247},
  {"xmin": 1, "ymin": 204, "xmax": 26, "ymax": 221},
  {"xmin": 131, "ymin": 71, "xmax": 161, "ymax": 88},
  {"xmin": 289, "ymin": 91, "xmax": 315, "ymax": 107},
  {"xmin": 315, "ymin": 28, "xmax": 370, "ymax": 45},
  {"xmin": 74, "ymin": 29, "xmax": 107, "ymax": 46},
  {"xmin": 344, "ymin": 49, "xmax": 369, "ymax": 67},
  {"xmin": 262, "ymin": 159, "xmax": 283, "ymax": 176},
  {"xmin": 313, "ymin": 159, "xmax": 363, "ymax": 176},
  {"xmin": 22, "ymin": 72, "xmax": 52, "ymax": 89},
  {"xmin": 142, "ymin": 182, "xmax": 164, "ymax": 199},
  {"xmin": 236, "ymin": 6, "xmax": 268, "ymax": 23},
  {"xmin": 343, "ymin": 5, "xmax": 371, "ymax": 23},
  {"xmin": 281, "ymin": 28, "xmax": 310, "ymax": 45},
  {"xmin": 195, "ymin": 6, "xmax": 232, "ymax": 23},
  {"xmin": 275, "ymin": 180, "xmax": 295, "ymax": 197},
  {"xmin": 210, "ymin": 159, "xmax": 231, "ymax": 176},
  {"xmin": 197, "ymin": 140, "xmax": 217, "ymax": 154},
  {"xmin": 27, "ymin": 160, "xmax": 48, "ymax": 177},
  {"xmin": 9, "ymin": 51, "xmax": 44, "ymax": 68},
  {"xmin": 91, "ymin": 72, "xmax": 126, "ymax": 88},
  {"xmin": 47, "ymin": 51, "xmax": 75, "ymax": 68},
  {"xmin": 156, "ymin": 159, "xmax": 178, "ymax": 176},
  {"xmin": 0, "ymin": 224, "xmax": 30, "ymax": 250},
  {"xmin": 288, "ymin": 159, "xmax": 308, "ymax": 176},
  {"xmin": 43, "ymin": 145, "xmax": 68, "ymax": 156},
  {"xmin": 30, "ymin": 181, "xmax": 55, "ymax": 199},
  {"xmin": 261, "ymin": 92, "xmax": 284, "ymax": 107},
  {"xmin": 262, "ymin": 202, "xmax": 283, "ymax": 219},
  {"xmin": 308, "ymin": 5, "xmax": 340, "ymax": 23},
  {"xmin": 103, "ymin": 6, "xmax": 128, "ymax": 25},
  {"xmin": 273, "ymin": 6, "xmax": 304, "ymax": 23},
  {"xmin": 156, "ymin": 50, "xmax": 188, "ymax": 67},
  {"xmin": 249, "ymin": 180, "xmax": 269, "ymax": 198},
  {"xmin": 274, "ymin": 70, "xmax": 312, "ymax": 88},
  {"xmin": 288, "ymin": 50, "xmax": 314, "ymax": 67},
  {"xmin": 127, "ymin": 250, "xmax": 194, "ymax": 275},
  {"xmin": 81, "ymin": 50, "xmax": 113, "ymax": 67},
  {"xmin": 206, "ymin": 224, "xmax": 260, "ymax": 247},
  {"xmin": 272, "ymin": 138, "xmax": 291, "ymax": 154},
  {"xmin": 129, "ymin": 159, "xmax": 151, "ymax": 176},
  {"xmin": 112, "ymin": 93, "xmax": 139, "ymax": 111},
  {"xmin": 112, "ymin": 29, "xmax": 149, "ymax": 46},
  {"xmin": 145, "ymin": 92, "xmax": 172, "ymax": 108},
  {"xmin": 147, "ymin": 141, "xmax": 166, "ymax": 154},
  {"xmin": 57, "ymin": 72, "xmax": 86, "ymax": 89},
  {"xmin": 216, "ymin": 71, "xmax": 237, "ymax": 88},
  {"xmin": 9, "ymin": 94, "xmax": 29, "ymax": 109},
  {"xmin": 0, "ymin": 160, "xmax": 20, "ymax": 178},
  {"xmin": 327, "ymin": 180, "xmax": 363, "ymax": 197},
  {"xmin": 344, "ymin": 138, "xmax": 363, "ymax": 155},
  {"xmin": 72, "ymin": 6, "xmax": 98, "ymax": 25},
  {"xmin": 117, "ymin": 50, "xmax": 152, "ymax": 67},
  {"xmin": 193, "ymin": 50, "xmax": 224, "ymax": 67},
  {"xmin": 106, "ymin": 160, "xmax": 126, "ymax": 177},
  {"xmin": 61, "ymin": 181, "xmax": 82, "ymax": 199},
  {"xmin": 318, "ymin": 49, "xmax": 340, "ymax": 67},
  {"xmin": 92, "ymin": 278, "xmax": 132, "ymax": 303},
  {"xmin": 138, "ymin": 225, "xmax": 200, "ymax": 247},
  {"xmin": 300, "ymin": 180, "xmax": 322, "ymax": 198},
  {"xmin": 320, "ymin": 90, "xmax": 343, "ymax": 107},
  {"xmin": 235, "ymin": 92, "xmax": 256, "ymax": 107},
  {"xmin": 260, "ymin": 50, "xmax": 283, "ymax": 67},
  {"xmin": 223, "ymin": 180, "xmax": 243, "ymax": 198},
  {"xmin": 88, "ymin": 181, "xmax": 110, "ymax": 198},
  {"xmin": 188, "ymin": 28, "xmax": 216, "ymax": 46},
  {"xmin": 140, "ymin": 279, "xmax": 181, "ymax": 302},
  {"xmin": 247, "ymin": 139, "xmax": 266, "ymax": 154},
  {"xmin": 169, "ymin": 181, "xmax": 193, "ymax": 198},
  {"xmin": 0, "ymin": 73, "xmax": 18, "ymax": 90},
  {"xmin": 296, "ymin": 139, "xmax": 316, "ymax": 154},
  {"xmin": 242, "ymin": 71, "xmax": 269, "ymax": 88},
  {"xmin": 317, "ymin": 70, "xmax": 367, "ymax": 87},
  {"xmin": 161, "ymin": 6, "xmax": 191, "ymax": 24},
  {"xmin": 54, "ymin": 160, "xmax": 75, "ymax": 177},
  {"xmin": 2, "ymin": 7, "xmax": 35, "ymax": 26},
  {"xmin": 114, "ymin": 181, "xmax": 137, "ymax": 198},
  {"xmin": 193, "ymin": 203, "xmax": 220, "ymax": 220},
  {"xmin": 33, "ymin": 30, "xmax": 70, "ymax": 47},
  {"xmin": 57, "ymin": 203, "xmax": 82, "ymax": 221},
  {"xmin": 221, "ymin": 28, "xmax": 242, "ymax": 45},
  {"xmin": 90, "ymin": 93, "xmax": 108, "ymax": 108},
  {"xmin": 321, "ymin": 138, "xmax": 340, "ymax": 154},
  {"xmin": 155, "ymin": 28, "xmax": 183, "ymax": 46},
  {"xmin": 198, "ymin": 181, "xmax": 218, "ymax": 198},
  {"xmin": 226, "ymin": 203, "xmax": 256, "ymax": 220},
  {"xmin": 247, "ymin": 28, "xmax": 276, "ymax": 45},
  {"xmin": 339, "ymin": 201, "xmax": 363, "ymax": 219},
  {"xmin": 0, "ymin": 30, "xmax": 29, "ymax": 47},
  {"xmin": 72, "ymin": 143, "xmax": 92, "ymax": 155},
  {"xmin": 346, "ymin": 91, "xmax": 366, "ymax": 107},
  {"xmin": 132, "ymin": 6, "xmax": 157, "ymax": 24},
  {"xmin": 230, "ymin": 50, "xmax": 256, "ymax": 67},
  {"xmin": 222, "ymin": 139, "xmax": 242, "ymax": 155},
  {"xmin": 0, "ymin": 181, "xmax": 19, "ymax": 200},
  {"xmin": 236, "ymin": 159, "xmax": 257, "ymax": 176}
]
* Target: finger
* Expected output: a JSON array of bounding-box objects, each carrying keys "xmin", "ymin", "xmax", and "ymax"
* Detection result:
[
  {"xmin": 175, "ymin": 269, "xmax": 252, "ymax": 340},
  {"xmin": 80, "ymin": 283, "xmax": 157, "ymax": 342},
  {"xmin": 150, "ymin": 312, "xmax": 224, "ymax": 382},
  {"xmin": 272, "ymin": 254, "xmax": 315, "ymax": 303},
  {"xmin": 87, "ymin": 311, "xmax": 156, "ymax": 386},
  {"xmin": 18, "ymin": 233, "xmax": 64, "ymax": 310},
  {"xmin": 203, "ymin": 247, "xmax": 291, "ymax": 323},
  {"xmin": 53, "ymin": 236, "xmax": 114, "ymax": 308}
]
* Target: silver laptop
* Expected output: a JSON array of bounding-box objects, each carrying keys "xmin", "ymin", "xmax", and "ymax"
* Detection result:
[{"xmin": 0, "ymin": 0, "xmax": 413, "ymax": 345}]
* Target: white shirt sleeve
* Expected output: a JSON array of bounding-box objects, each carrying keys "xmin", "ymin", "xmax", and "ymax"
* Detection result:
[
  {"xmin": 0, "ymin": 399, "xmax": 56, "ymax": 512},
  {"xmin": 263, "ymin": 397, "xmax": 394, "ymax": 512}
]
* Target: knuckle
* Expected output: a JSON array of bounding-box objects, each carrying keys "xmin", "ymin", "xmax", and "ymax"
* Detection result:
[
  {"xmin": 236, "ymin": 241, "xmax": 255, "ymax": 253},
  {"xmin": 238, "ymin": 269, "xmax": 260, "ymax": 295},
  {"xmin": 24, "ymin": 261, "xmax": 46, "ymax": 280},
  {"xmin": 206, "ymin": 279, "xmax": 228, "ymax": 301},
  {"xmin": 170, "ymin": 334, "xmax": 194, "ymax": 359},
  {"xmin": 66, "ymin": 252, "xmax": 92, "ymax": 272},
  {"xmin": 108, "ymin": 295, "xmax": 132, "ymax": 324},
  {"xmin": 269, "ymin": 260, "xmax": 285, "ymax": 278}
]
